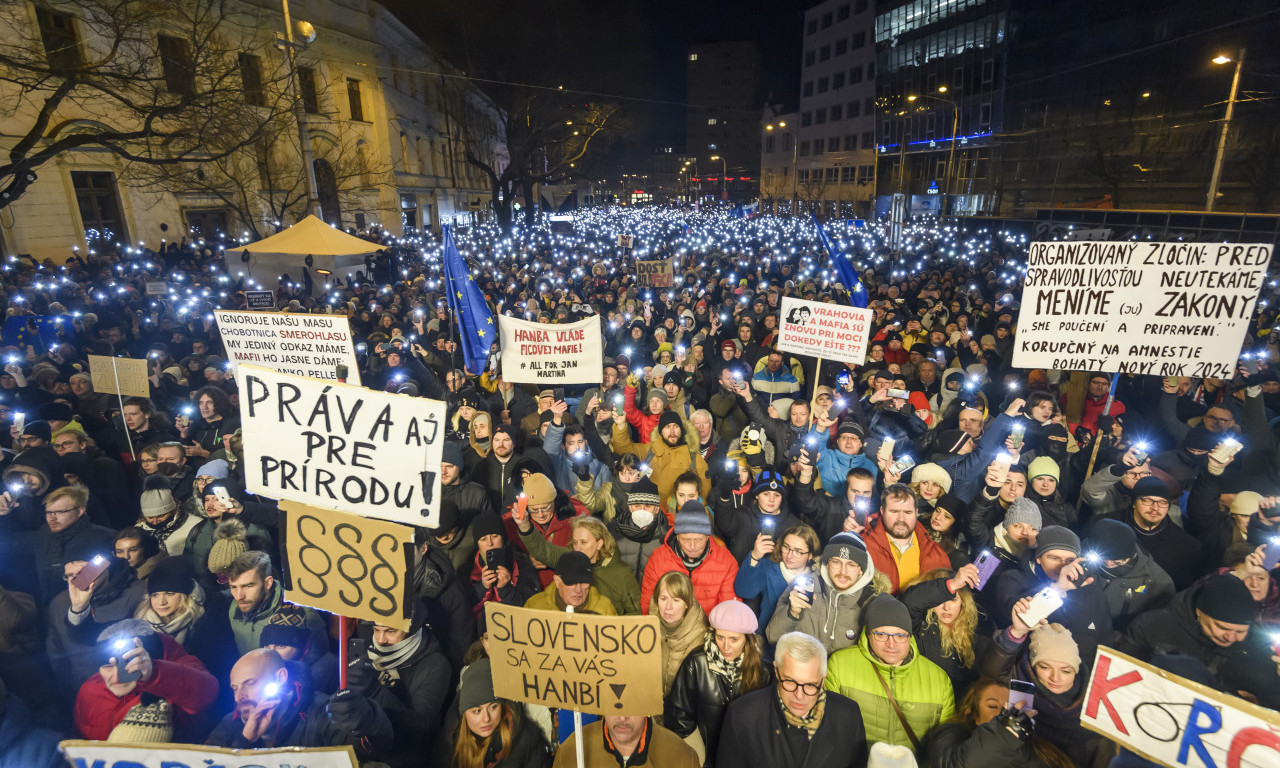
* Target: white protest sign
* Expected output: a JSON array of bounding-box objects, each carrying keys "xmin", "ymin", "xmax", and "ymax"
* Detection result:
[
  {"xmin": 617, "ymin": 233, "xmax": 634, "ymax": 248},
  {"xmin": 59, "ymin": 741, "xmax": 358, "ymax": 768},
  {"xmin": 776, "ymin": 296, "xmax": 874, "ymax": 364},
  {"xmin": 1081, "ymin": 647, "xmax": 1280, "ymax": 768},
  {"xmin": 236, "ymin": 364, "xmax": 445, "ymax": 527},
  {"xmin": 1013, "ymin": 241, "xmax": 1271, "ymax": 378},
  {"xmin": 214, "ymin": 309, "xmax": 361, "ymax": 384},
  {"xmin": 498, "ymin": 314, "xmax": 602, "ymax": 385}
]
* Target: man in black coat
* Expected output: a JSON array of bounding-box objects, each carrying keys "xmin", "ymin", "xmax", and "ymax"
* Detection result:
[
  {"xmin": 1091, "ymin": 476, "xmax": 1202, "ymax": 590},
  {"xmin": 717, "ymin": 631, "xmax": 867, "ymax": 768}
]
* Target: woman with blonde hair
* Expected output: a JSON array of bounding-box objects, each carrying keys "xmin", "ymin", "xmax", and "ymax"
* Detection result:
[
  {"xmin": 448, "ymin": 659, "xmax": 550, "ymax": 768},
  {"xmin": 900, "ymin": 566, "xmax": 990, "ymax": 695},
  {"xmin": 133, "ymin": 556, "xmax": 236, "ymax": 688},
  {"xmin": 516, "ymin": 513, "xmax": 641, "ymax": 614},
  {"xmin": 651, "ymin": 571, "xmax": 707, "ymax": 696}
]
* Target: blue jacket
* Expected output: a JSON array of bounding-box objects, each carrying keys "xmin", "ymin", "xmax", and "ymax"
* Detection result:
[
  {"xmin": 0, "ymin": 694, "xmax": 63, "ymax": 768},
  {"xmin": 543, "ymin": 421, "xmax": 611, "ymax": 494},
  {"xmin": 733, "ymin": 555, "xmax": 791, "ymax": 630},
  {"xmin": 817, "ymin": 448, "xmax": 879, "ymax": 497},
  {"xmin": 937, "ymin": 413, "xmax": 1018, "ymax": 504}
]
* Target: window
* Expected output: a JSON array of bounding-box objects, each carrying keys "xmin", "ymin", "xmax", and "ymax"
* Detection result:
[
  {"xmin": 707, "ymin": 118, "xmax": 718, "ymax": 125},
  {"xmin": 255, "ymin": 140, "xmax": 272, "ymax": 189},
  {"xmin": 927, "ymin": 73, "xmax": 937, "ymax": 93},
  {"xmin": 35, "ymin": 7, "xmax": 79, "ymax": 73},
  {"xmin": 867, "ymin": 62, "xmax": 875, "ymax": 79},
  {"xmin": 688, "ymin": 53, "xmax": 698, "ymax": 61},
  {"xmin": 826, "ymin": 167, "xmax": 839, "ymax": 182},
  {"xmin": 298, "ymin": 67, "xmax": 320, "ymax": 114},
  {"xmin": 806, "ymin": 19, "xmax": 817, "ymax": 35},
  {"xmin": 805, "ymin": 50, "xmax": 815, "ymax": 67},
  {"xmin": 841, "ymin": 166, "xmax": 856, "ymax": 182},
  {"xmin": 821, "ymin": 12, "xmax": 833, "ymax": 28},
  {"xmin": 347, "ymin": 78, "xmax": 364, "ymax": 121},
  {"xmin": 838, "ymin": 4, "xmax": 850, "ymax": 21},
  {"xmin": 157, "ymin": 35, "xmax": 193, "ymax": 96},
  {"xmin": 817, "ymin": 76, "xmax": 829, "ymax": 94},
  {"xmin": 819, "ymin": 45, "xmax": 831, "ymax": 62},
  {"xmin": 765, "ymin": 135, "xmax": 776, "ymax": 152},
  {"xmin": 799, "ymin": 141, "xmax": 811, "ymax": 157},
  {"xmin": 982, "ymin": 58, "xmax": 995, "ymax": 85},
  {"xmin": 862, "ymin": 131, "xmax": 874, "ymax": 148},
  {"xmin": 979, "ymin": 101, "xmax": 992, "ymax": 129},
  {"xmin": 859, "ymin": 164, "xmax": 874, "ymax": 182},
  {"xmin": 849, "ymin": 66, "xmax": 863, "ymax": 84},
  {"xmin": 828, "ymin": 137, "xmax": 840, "ymax": 152},
  {"xmin": 844, "ymin": 134, "xmax": 857, "ymax": 151},
  {"xmin": 849, "ymin": 100, "xmax": 860, "ymax": 117},
  {"xmin": 833, "ymin": 72, "xmax": 846, "ymax": 89},
  {"xmin": 800, "ymin": 112, "xmax": 813, "ymax": 127},
  {"xmin": 815, "ymin": 107, "xmax": 827, "ymax": 124},
  {"xmin": 835, "ymin": 39, "xmax": 848, "ymax": 56},
  {"xmin": 813, "ymin": 140, "xmax": 824, "ymax": 155},
  {"xmin": 798, "ymin": 169, "xmax": 810, "ymax": 182},
  {"xmin": 855, "ymin": 0, "xmax": 868, "ymax": 12},
  {"xmin": 831, "ymin": 104, "xmax": 843, "ymax": 121},
  {"xmin": 852, "ymin": 31, "xmax": 866, "ymax": 49},
  {"xmin": 803, "ymin": 81, "xmax": 814, "ymax": 97},
  {"xmin": 238, "ymin": 53, "xmax": 264, "ymax": 107},
  {"xmin": 72, "ymin": 172, "xmax": 127, "ymax": 242}
]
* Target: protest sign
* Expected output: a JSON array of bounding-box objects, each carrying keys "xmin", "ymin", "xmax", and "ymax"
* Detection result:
[
  {"xmin": 498, "ymin": 314, "xmax": 602, "ymax": 385},
  {"xmin": 245, "ymin": 289, "xmax": 277, "ymax": 309},
  {"xmin": 776, "ymin": 296, "xmax": 874, "ymax": 364},
  {"xmin": 485, "ymin": 603, "xmax": 663, "ymax": 717},
  {"xmin": 1081, "ymin": 647, "xmax": 1280, "ymax": 768},
  {"xmin": 214, "ymin": 309, "xmax": 361, "ymax": 384},
  {"xmin": 281, "ymin": 501, "xmax": 415, "ymax": 631},
  {"xmin": 636, "ymin": 258, "xmax": 674, "ymax": 288},
  {"xmin": 1013, "ymin": 241, "xmax": 1272, "ymax": 378},
  {"xmin": 617, "ymin": 233, "xmax": 634, "ymax": 249},
  {"xmin": 87, "ymin": 354, "xmax": 150, "ymax": 398},
  {"xmin": 59, "ymin": 741, "xmax": 358, "ymax": 768},
  {"xmin": 144, "ymin": 280, "xmax": 168, "ymax": 296},
  {"xmin": 236, "ymin": 364, "xmax": 446, "ymax": 527}
]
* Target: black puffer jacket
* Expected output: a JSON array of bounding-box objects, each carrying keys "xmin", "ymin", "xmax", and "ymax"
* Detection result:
[
  {"xmin": 923, "ymin": 719, "xmax": 1063, "ymax": 768},
  {"xmin": 442, "ymin": 477, "xmax": 495, "ymax": 527},
  {"xmin": 413, "ymin": 545, "xmax": 477, "ymax": 672},
  {"xmin": 1094, "ymin": 547, "xmax": 1174, "ymax": 633},
  {"xmin": 665, "ymin": 641, "xmax": 773, "ymax": 767},
  {"xmin": 899, "ymin": 577, "xmax": 992, "ymax": 697},
  {"xmin": 363, "ymin": 629, "xmax": 452, "ymax": 768}
]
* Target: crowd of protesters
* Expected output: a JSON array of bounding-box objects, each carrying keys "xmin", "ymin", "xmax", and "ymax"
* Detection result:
[{"xmin": 0, "ymin": 206, "xmax": 1278, "ymax": 768}]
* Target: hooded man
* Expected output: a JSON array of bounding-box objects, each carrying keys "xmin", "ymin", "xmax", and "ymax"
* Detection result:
[{"xmin": 766, "ymin": 532, "xmax": 884, "ymax": 654}]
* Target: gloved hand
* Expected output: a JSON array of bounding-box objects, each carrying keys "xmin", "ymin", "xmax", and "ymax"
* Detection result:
[
  {"xmin": 345, "ymin": 655, "xmax": 378, "ymax": 696},
  {"xmin": 1096, "ymin": 415, "xmax": 1115, "ymax": 435},
  {"xmin": 570, "ymin": 451, "xmax": 592, "ymax": 480},
  {"xmin": 326, "ymin": 688, "xmax": 373, "ymax": 734},
  {"xmin": 994, "ymin": 705, "xmax": 1033, "ymax": 741}
]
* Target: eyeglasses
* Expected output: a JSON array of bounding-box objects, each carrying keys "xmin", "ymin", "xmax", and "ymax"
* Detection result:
[
  {"xmin": 778, "ymin": 676, "xmax": 822, "ymax": 696},
  {"xmin": 870, "ymin": 631, "xmax": 912, "ymax": 644},
  {"xmin": 528, "ymin": 502, "xmax": 555, "ymax": 515},
  {"xmin": 1204, "ymin": 414, "xmax": 1234, "ymax": 424},
  {"xmin": 780, "ymin": 544, "xmax": 810, "ymax": 556},
  {"xmin": 1138, "ymin": 497, "xmax": 1171, "ymax": 509},
  {"xmin": 45, "ymin": 506, "xmax": 82, "ymax": 517}
]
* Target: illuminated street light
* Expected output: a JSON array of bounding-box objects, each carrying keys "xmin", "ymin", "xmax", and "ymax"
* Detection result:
[{"xmin": 1207, "ymin": 49, "xmax": 1245, "ymax": 211}]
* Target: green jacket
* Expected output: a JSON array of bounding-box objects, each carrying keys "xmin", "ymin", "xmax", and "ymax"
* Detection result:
[
  {"xmin": 523, "ymin": 582, "xmax": 619, "ymax": 615},
  {"xmin": 824, "ymin": 633, "xmax": 955, "ymax": 752},
  {"xmin": 518, "ymin": 527, "xmax": 642, "ymax": 615},
  {"xmin": 228, "ymin": 580, "xmax": 329, "ymax": 657}
]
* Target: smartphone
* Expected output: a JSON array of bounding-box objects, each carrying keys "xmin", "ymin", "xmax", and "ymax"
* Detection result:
[
  {"xmin": 794, "ymin": 573, "xmax": 815, "ymax": 603},
  {"xmin": 852, "ymin": 497, "xmax": 870, "ymax": 526},
  {"xmin": 837, "ymin": 371, "xmax": 851, "ymax": 388},
  {"xmin": 1244, "ymin": 355, "xmax": 1261, "ymax": 375},
  {"xmin": 973, "ymin": 550, "xmax": 1000, "ymax": 590},
  {"xmin": 1074, "ymin": 552, "xmax": 1104, "ymax": 584},
  {"xmin": 1131, "ymin": 442, "xmax": 1149, "ymax": 466},
  {"xmin": 889, "ymin": 455, "xmax": 917, "ymax": 477},
  {"xmin": 213, "ymin": 486, "xmax": 232, "ymax": 507},
  {"xmin": 554, "ymin": 388, "xmax": 565, "ymax": 402},
  {"xmin": 888, "ymin": 388, "xmax": 910, "ymax": 400},
  {"xmin": 347, "ymin": 637, "xmax": 369, "ymax": 660},
  {"xmin": 12, "ymin": 411, "xmax": 23, "ymax": 433},
  {"xmin": 114, "ymin": 638, "xmax": 142, "ymax": 684},
  {"xmin": 1009, "ymin": 679, "xmax": 1036, "ymax": 713},
  {"xmin": 1263, "ymin": 538, "xmax": 1280, "ymax": 571},
  {"xmin": 1018, "ymin": 587, "xmax": 1065, "ymax": 627},
  {"xmin": 1163, "ymin": 375, "xmax": 1179, "ymax": 389},
  {"xmin": 759, "ymin": 515, "xmax": 776, "ymax": 536},
  {"xmin": 485, "ymin": 549, "xmax": 508, "ymax": 572},
  {"xmin": 880, "ymin": 436, "xmax": 896, "ymax": 459},
  {"xmin": 1209, "ymin": 438, "xmax": 1244, "ymax": 464},
  {"xmin": 1009, "ymin": 423, "xmax": 1025, "ymax": 452},
  {"xmin": 72, "ymin": 554, "xmax": 111, "ymax": 590}
]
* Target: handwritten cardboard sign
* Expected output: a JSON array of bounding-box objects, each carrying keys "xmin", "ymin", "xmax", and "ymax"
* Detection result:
[
  {"xmin": 1081, "ymin": 647, "xmax": 1280, "ymax": 768},
  {"xmin": 1013, "ymin": 241, "xmax": 1272, "ymax": 378},
  {"xmin": 617, "ymin": 233, "xmax": 634, "ymax": 249},
  {"xmin": 636, "ymin": 258, "xmax": 674, "ymax": 288},
  {"xmin": 485, "ymin": 602, "xmax": 663, "ymax": 716},
  {"xmin": 59, "ymin": 741, "xmax": 358, "ymax": 768},
  {"xmin": 281, "ymin": 501, "xmax": 414, "ymax": 631},
  {"xmin": 236, "ymin": 364, "xmax": 446, "ymax": 527},
  {"xmin": 87, "ymin": 354, "xmax": 151, "ymax": 399},
  {"xmin": 144, "ymin": 281, "xmax": 168, "ymax": 296},
  {"xmin": 498, "ymin": 314, "xmax": 602, "ymax": 385},
  {"xmin": 244, "ymin": 289, "xmax": 277, "ymax": 310},
  {"xmin": 776, "ymin": 296, "xmax": 874, "ymax": 364},
  {"xmin": 214, "ymin": 309, "xmax": 361, "ymax": 384}
]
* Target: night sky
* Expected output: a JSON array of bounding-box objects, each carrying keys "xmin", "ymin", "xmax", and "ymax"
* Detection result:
[{"xmin": 382, "ymin": 0, "xmax": 811, "ymax": 162}]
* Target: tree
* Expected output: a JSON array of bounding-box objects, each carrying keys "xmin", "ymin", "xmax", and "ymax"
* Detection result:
[{"xmin": 0, "ymin": 0, "xmax": 291, "ymax": 212}]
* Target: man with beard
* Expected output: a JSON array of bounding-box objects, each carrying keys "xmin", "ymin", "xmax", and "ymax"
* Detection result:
[
  {"xmin": 207, "ymin": 648, "xmax": 393, "ymax": 760},
  {"xmin": 555, "ymin": 713, "xmax": 697, "ymax": 768},
  {"xmin": 862, "ymin": 485, "xmax": 950, "ymax": 594},
  {"xmin": 470, "ymin": 425, "xmax": 523, "ymax": 512},
  {"xmin": 610, "ymin": 409, "xmax": 710, "ymax": 515},
  {"xmin": 1091, "ymin": 476, "xmax": 1202, "ymax": 590},
  {"xmin": 440, "ymin": 442, "xmax": 493, "ymax": 530},
  {"xmin": 708, "ymin": 365, "xmax": 750, "ymax": 444},
  {"xmin": 225, "ymin": 551, "xmax": 327, "ymax": 656},
  {"xmin": 1080, "ymin": 445, "xmax": 1152, "ymax": 520}
]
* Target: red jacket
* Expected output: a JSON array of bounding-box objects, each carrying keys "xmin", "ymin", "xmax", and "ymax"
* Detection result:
[
  {"xmin": 1060, "ymin": 391, "xmax": 1126, "ymax": 435},
  {"xmin": 623, "ymin": 383, "xmax": 661, "ymax": 443},
  {"xmin": 863, "ymin": 520, "xmax": 951, "ymax": 594},
  {"xmin": 641, "ymin": 529, "xmax": 739, "ymax": 616},
  {"xmin": 502, "ymin": 498, "xmax": 588, "ymax": 587},
  {"xmin": 73, "ymin": 633, "xmax": 219, "ymax": 742}
]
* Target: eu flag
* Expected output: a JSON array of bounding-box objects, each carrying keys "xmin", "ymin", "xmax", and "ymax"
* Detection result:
[
  {"xmin": 441, "ymin": 226, "xmax": 495, "ymax": 375},
  {"xmin": 811, "ymin": 213, "xmax": 867, "ymax": 308}
]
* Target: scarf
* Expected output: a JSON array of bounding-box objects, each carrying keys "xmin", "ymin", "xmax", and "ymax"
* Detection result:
[
  {"xmin": 369, "ymin": 628, "xmax": 424, "ymax": 685},
  {"xmin": 780, "ymin": 688, "xmax": 827, "ymax": 739},
  {"xmin": 147, "ymin": 507, "xmax": 190, "ymax": 542},
  {"xmin": 659, "ymin": 602, "xmax": 707, "ymax": 695},
  {"xmin": 702, "ymin": 632, "xmax": 743, "ymax": 691}
]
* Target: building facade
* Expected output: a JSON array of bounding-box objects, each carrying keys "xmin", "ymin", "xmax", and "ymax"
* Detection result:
[
  {"xmin": 686, "ymin": 41, "xmax": 760, "ymax": 203},
  {"xmin": 0, "ymin": 0, "xmax": 505, "ymax": 262}
]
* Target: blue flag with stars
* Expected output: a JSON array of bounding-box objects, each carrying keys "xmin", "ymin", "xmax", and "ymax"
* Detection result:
[
  {"xmin": 811, "ymin": 213, "xmax": 867, "ymax": 308},
  {"xmin": 441, "ymin": 225, "xmax": 495, "ymax": 375}
]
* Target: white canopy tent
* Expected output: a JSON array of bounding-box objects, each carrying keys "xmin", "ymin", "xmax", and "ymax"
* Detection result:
[{"xmin": 232, "ymin": 215, "xmax": 381, "ymax": 291}]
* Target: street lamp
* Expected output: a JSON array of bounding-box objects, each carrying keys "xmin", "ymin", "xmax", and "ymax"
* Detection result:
[
  {"xmin": 276, "ymin": 0, "xmax": 321, "ymax": 220},
  {"xmin": 709, "ymin": 155, "xmax": 727, "ymax": 198},
  {"xmin": 766, "ymin": 122, "xmax": 797, "ymax": 214},
  {"xmin": 908, "ymin": 87, "xmax": 959, "ymax": 219},
  {"xmin": 1207, "ymin": 49, "xmax": 1245, "ymax": 212}
]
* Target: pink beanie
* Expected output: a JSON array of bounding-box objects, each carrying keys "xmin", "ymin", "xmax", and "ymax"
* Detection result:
[{"xmin": 708, "ymin": 600, "xmax": 758, "ymax": 635}]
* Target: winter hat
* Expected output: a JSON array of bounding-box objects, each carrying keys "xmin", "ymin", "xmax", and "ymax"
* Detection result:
[
  {"xmin": 457, "ymin": 658, "xmax": 497, "ymax": 714},
  {"xmin": 147, "ymin": 556, "xmax": 195, "ymax": 595},
  {"xmin": 626, "ymin": 477, "xmax": 661, "ymax": 508},
  {"xmin": 471, "ymin": 513, "xmax": 506, "ymax": 542},
  {"xmin": 207, "ymin": 519, "xmax": 249, "ymax": 575},
  {"xmin": 260, "ymin": 605, "xmax": 311, "ymax": 651},
  {"xmin": 657, "ymin": 410, "xmax": 683, "ymax": 434},
  {"xmin": 1027, "ymin": 456, "xmax": 1060, "ymax": 483},
  {"xmin": 862, "ymin": 594, "xmax": 911, "ymax": 634},
  {"xmin": 202, "ymin": 479, "xmax": 239, "ymax": 503},
  {"xmin": 708, "ymin": 600, "xmax": 758, "ymax": 635},
  {"xmin": 555, "ymin": 551, "xmax": 594, "ymax": 586},
  {"xmin": 198, "ymin": 459, "xmax": 230, "ymax": 480},
  {"xmin": 1035, "ymin": 525, "xmax": 1080, "ymax": 557},
  {"xmin": 674, "ymin": 500, "xmax": 713, "ymax": 536},
  {"xmin": 1196, "ymin": 574, "xmax": 1256, "ymax": 625},
  {"xmin": 430, "ymin": 500, "xmax": 462, "ymax": 536},
  {"xmin": 1132, "ymin": 476, "xmax": 1176, "ymax": 501},
  {"xmin": 21, "ymin": 420, "xmax": 52, "ymax": 443},
  {"xmin": 1229, "ymin": 491, "xmax": 1262, "ymax": 517},
  {"xmin": 1184, "ymin": 425, "xmax": 1219, "ymax": 452},
  {"xmin": 651, "ymin": 364, "xmax": 669, "ymax": 383},
  {"xmin": 663, "ymin": 370, "xmax": 684, "ymax": 387},
  {"xmin": 1003, "ymin": 497, "xmax": 1043, "ymax": 530},
  {"xmin": 107, "ymin": 695, "xmax": 173, "ymax": 743},
  {"xmin": 933, "ymin": 493, "xmax": 966, "ymax": 521},
  {"xmin": 1029, "ymin": 623, "xmax": 1082, "ymax": 673},
  {"xmin": 822, "ymin": 531, "xmax": 870, "ymax": 569},
  {"xmin": 140, "ymin": 476, "xmax": 178, "ymax": 521},
  {"xmin": 910, "ymin": 462, "xmax": 952, "ymax": 493},
  {"xmin": 751, "ymin": 470, "xmax": 786, "ymax": 497},
  {"xmin": 441, "ymin": 441, "xmax": 464, "ymax": 468},
  {"xmin": 868, "ymin": 742, "xmax": 918, "ymax": 768},
  {"xmin": 1090, "ymin": 518, "xmax": 1137, "ymax": 562},
  {"xmin": 37, "ymin": 401, "xmax": 74, "ymax": 423},
  {"xmin": 837, "ymin": 419, "xmax": 867, "ymax": 439},
  {"xmin": 648, "ymin": 388, "xmax": 669, "ymax": 407},
  {"xmin": 522, "ymin": 473, "xmax": 556, "ymax": 508},
  {"xmin": 934, "ymin": 429, "xmax": 973, "ymax": 455}
]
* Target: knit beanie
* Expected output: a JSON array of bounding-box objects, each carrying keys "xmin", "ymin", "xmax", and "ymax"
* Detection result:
[
  {"xmin": 649, "ymin": 388, "xmax": 669, "ymax": 407},
  {"xmin": 198, "ymin": 458, "xmax": 230, "ymax": 480},
  {"xmin": 821, "ymin": 531, "xmax": 870, "ymax": 570},
  {"xmin": 441, "ymin": 441, "xmax": 464, "ymax": 468},
  {"xmin": 471, "ymin": 513, "xmax": 506, "ymax": 542},
  {"xmin": 626, "ymin": 477, "xmax": 661, "ymax": 508},
  {"xmin": 1196, "ymin": 574, "xmax": 1257, "ymax": 625},
  {"xmin": 1035, "ymin": 525, "xmax": 1080, "ymax": 558},
  {"xmin": 673, "ymin": 500, "xmax": 713, "ymax": 536},
  {"xmin": 1028, "ymin": 623, "xmax": 1082, "ymax": 673},
  {"xmin": 522, "ymin": 473, "xmax": 556, "ymax": 508},
  {"xmin": 106, "ymin": 695, "xmax": 173, "ymax": 743},
  {"xmin": 1090, "ymin": 518, "xmax": 1137, "ymax": 562},
  {"xmin": 867, "ymin": 742, "xmax": 918, "ymax": 768},
  {"xmin": 1229, "ymin": 491, "xmax": 1262, "ymax": 517},
  {"xmin": 147, "ymin": 556, "xmax": 195, "ymax": 595},
  {"xmin": 1003, "ymin": 497, "xmax": 1042, "ymax": 530},
  {"xmin": 1184, "ymin": 426, "xmax": 1219, "ymax": 452},
  {"xmin": 657, "ymin": 409, "xmax": 683, "ymax": 433},
  {"xmin": 862, "ymin": 594, "xmax": 911, "ymax": 634},
  {"xmin": 457, "ymin": 658, "xmax": 497, "ymax": 713},
  {"xmin": 207, "ymin": 518, "xmax": 249, "ymax": 575},
  {"xmin": 140, "ymin": 475, "xmax": 178, "ymax": 520},
  {"xmin": 260, "ymin": 604, "xmax": 310, "ymax": 651},
  {"xmin": 1131, "ymin": 476, "xmax": 1176, "ymax": 501},
  {"xmin": 21, "ymin": 420, "xmax": 52, "ymax": 443},
  {"xmin": 910, "ymin": 462, "xmax": 952, "ymax": 493},
  {"xmin": 751, "ymin": 470, "xmax": 786, "ymax": 497},
  {"xmin": 1027, "ymin": 456, "xmax": 1060, "ymax": 483}
]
